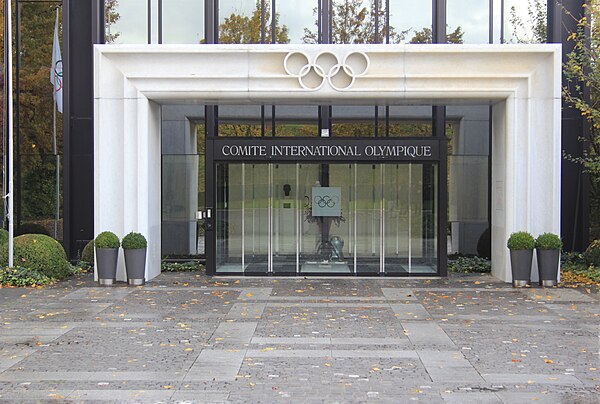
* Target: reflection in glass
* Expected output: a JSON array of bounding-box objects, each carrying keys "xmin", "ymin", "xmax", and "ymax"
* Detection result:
[
  {"xmin": 105, "ymin": 0, "xmax": 147, "ymax": 44},
  {"xmin": 276, "ymin": 0, "xmax": 316, "ymax": 43},
  {"xmin": 389, "ymin": 0, "xmax": 432, "ymax": 44},
  {"xmin": 219, "ymin": 0, "xmax": 259, "ymax": 43},
  {"xmin": 332, "ymin": 106, "xmax": 377, "ymax": 137},
  {"xmin": 446, "ymin": 0, "xmax": 487, "ymax": 44},
  {"xmin": 504, "ymin": 0, "xmax": 546, "ymax": 43},
  {"xmin": 162, "ymin": 0, "xmax": 204, "ymax": 43},
  {"xmin": 274, "ymin": 106, "xmax": 319, "ymax": 137},
  {"xmin": 384, "ymin": 106, "xmax": 433, "ymax": 137},
  {"xmin": 218, "ymin": 105, "xmax": 264, "ymax": 137},
  {"xmin": 215, "ymin": 162, "xmax": 439, "ymax": 275}
]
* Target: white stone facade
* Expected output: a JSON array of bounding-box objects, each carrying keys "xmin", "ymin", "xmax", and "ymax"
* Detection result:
[{"xmin": 93, "ymin": 44, "xmax": 562, "ymax": 282}]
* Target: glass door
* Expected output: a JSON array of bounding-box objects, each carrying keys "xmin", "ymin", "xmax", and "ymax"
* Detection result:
[{"xmin": 214, "ymin": 162, "xmax": 438, "ymax": 275}]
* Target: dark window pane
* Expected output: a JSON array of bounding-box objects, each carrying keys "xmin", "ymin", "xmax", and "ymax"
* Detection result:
[
  {"xmin": 218, "ymin": 105, "xmax": 264, "ymax": 137},
  {"xmin": 219, "ymin": 0, "xmax": 262, "ymax": 44}
]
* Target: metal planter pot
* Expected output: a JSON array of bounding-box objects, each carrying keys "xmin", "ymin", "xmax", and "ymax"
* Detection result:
[
  {"xmin": 509, "ymin": 249, "xmax": 533, "ymax": 287},
  {"xmin": 96, "ymin": 247, "xmax": 118, "ymax": 286},
  {"xmin": 124, "ymin": 248, "xmax": 147, "ymax": 286},
  {"xmin": 536, "ymin": 249, "xmax": 560, "ymax": 287}
]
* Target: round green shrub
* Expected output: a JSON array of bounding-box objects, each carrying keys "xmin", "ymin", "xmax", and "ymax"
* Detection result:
[
  {"xmin": 0, "ymin": 234, "xmax": 70, "ymax": 280},
  {"xmin": 122, "ymin": 232, "xmax": 147, "ymax": 250},
  {"xmin": 584, "ymin": 239, "xmax": 600, "ymax": 267},
  {"xmin": 535, "ymin": 233, "xmax": 563, "ymax": 250},
  {"xmin": 95, "ymin": 231, "xmax": 120, "ymax": 249},
  {"xmin": 507, "ymin": 231, "xmax": 535, "ymax": 250},
  {"xmin": 81, "ymin": 239, "xmax": 94, "ymax": 265},
  {"xmin": 0, "ymin": 229, "xmax": 8, "ymax": 245}
]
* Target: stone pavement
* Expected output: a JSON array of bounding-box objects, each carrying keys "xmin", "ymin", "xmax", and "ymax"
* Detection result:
[{"xmin": 0, "ymin": 273, "xmax": 598, "ymax": 403}]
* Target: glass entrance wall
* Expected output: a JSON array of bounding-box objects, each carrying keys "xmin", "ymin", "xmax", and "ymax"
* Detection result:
[{"xmin": 215, "ymin": 162, "xmax": 438, "ymax": 275}]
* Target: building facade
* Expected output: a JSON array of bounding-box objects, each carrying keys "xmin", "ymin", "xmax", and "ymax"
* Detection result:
[{"xmin": 50, "ymin": 0, "xmax": 588, "ymax": 280}]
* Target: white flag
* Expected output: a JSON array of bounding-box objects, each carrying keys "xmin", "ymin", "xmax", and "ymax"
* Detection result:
[{"xmin": 50, "ymin": 9, "xmax": 63, "ymax": 113}]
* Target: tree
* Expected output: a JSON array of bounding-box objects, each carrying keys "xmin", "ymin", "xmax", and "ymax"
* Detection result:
[
  {"xmin": 219, "ymin": 0, "xmax": 289, "ymax": 44},
  {"xmin": 563, "ymin": 1, "xmax": 600, "ymax": 239},
  {"xmin": 303, "ymin": 0, "xmax": 408, "ymax": 44},
  {"xmin": 509, "ymin": 0, "xmax": 546, "ymax": 44},
  {"xmin": 408, "ymin": 26, "xmax": 464, "ymax": 44}
]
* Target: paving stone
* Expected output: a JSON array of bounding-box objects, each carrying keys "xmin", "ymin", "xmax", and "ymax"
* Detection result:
[
  {"xmin": 211, "ymin": 322, "xmax": 257, "ymax": 345},
  {"xmin": 185, "ymin": 350, "xmax": 246, "ymax": 382},
  {"xmin": 481, "ymin": 373, "xmax": 583, "ymax": 385},
  {"xmin": 523, "ymin": 289, "xmax": 596, "ymax": 302},
  {"xmin": 402, "ymin": 323, "xmax": 456, "ymax": 347},
  {"xmin": 381, "ymin": 288, "xmax": 417, "ymax": 300},
  {"xmin": 225, "ymin": 303, "xmax": 266, "ymax": 320},
  {"xmin": 441, "ymin": 392, "xmax": 502, "ymax": 403},
  {"xmin": 0, "ymin": 272, "xmax": 597, "ymax": 401},
  {"xmin": 390, "ymin": 303, "xmax": 432, "ymax": 320}
]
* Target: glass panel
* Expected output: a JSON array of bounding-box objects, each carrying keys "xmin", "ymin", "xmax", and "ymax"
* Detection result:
[
  {"xmin": 385, "ymin": 106, "xmax": 433, "ymax": 137},
  {"xmin": 383, "ymin": 164, "xmax": 410, "ymax": 273},
  {"xmin": 244, "ymin": 164, "xmax": 269, "ymax": 274},
  {"xmin": 218, "ymin": 0, "xmax": 262, "ymax": 44},
  {"xmin": 332, "ymin": 106, "xmax": 377, "ymax": 137},
  {"xmin": 105, "ymin": 0, "xmax": 148, "ymax": 44},
  {"xmin": 276, "ymin": 0, "xmax": 317, "ymax": 44},
  {"xmin": 389, "ymin": 0, "xmax": 432, "ymax": 44},
  {"xmin": 299, "ymin": 164, "xmax": 352, "ymax": 274},
  {"xmin": 417, "ymin": 163, "xmax": 438, "ymax": 273},
  {"xmin": 331, "ymin": 0, "xmax": 378, "ymax": 44},
  {"xmin": 162, "ymin": 155, "xmax": 201, "ymax": 256},
  {"xmin": 504, "ymin": 0, "xmax": 547, "ymax": 44},
  {"xmin": 218, "ymin": 105, "xmax": 264, "ymax": 137},
  {"xmin": 162, "ymin": 0, "xmax": 204, "ymax": 44},
  {"xmin": 446, "ymin": 0, "xmax": 488, "ymax": 44},
  {"xmin": 447, "ymin": 105, "xmax": 490, "ymax": 256},
  {"xmin": 274, "ymin": 106, "xmax": 320, "ymax": 137},
  {"xmin": 354, "ymin": 164, "xmax": 381, "ymax": 274},
  {"xmin": 272, "ymin": 164, "xmax": 298, "ymax": 274}
]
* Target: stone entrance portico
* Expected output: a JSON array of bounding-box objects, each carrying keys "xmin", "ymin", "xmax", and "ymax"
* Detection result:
[{"xmin": 93, "ymin": 44, "xmax": 562, "ymax": 282}]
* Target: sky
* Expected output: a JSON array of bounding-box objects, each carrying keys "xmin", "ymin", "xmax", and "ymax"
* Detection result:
[{"xmin": 108, "ymin": 0, "xmax": 541, "ymax": 45}]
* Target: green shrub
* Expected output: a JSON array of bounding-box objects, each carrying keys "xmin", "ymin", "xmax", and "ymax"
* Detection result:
[
  {"xmin": 535, "ymin": 233, "xmax": 563, "ymax": 250},
  {"xmin": 122, "ymin": 232, "xmax": 147, "ymax": 250},
  {"xmin": 95, "ymin": 231, "xmax": 120, "ymax": 249},
  {"xmin": 507, "ymin": 231, "xmax": 535, "ymax": 250},
  {"xmin": 81, "ymin": 239, "xmax": 94, "ymax": 265},
  {"xmin": 584, "ymin": 239, "xmax": 600, "ymax": 267},
  {"xmin": 0, "ymin": 229, "xmax": 8, "ymax": 245},
  {"xmin": 161, "ymin": 261, "xmax": 203, "ymax": 272},
  {"xmin": 449, "ymin": 256, "xmax": 491, "ymax": 273},
  {"xmin": 0, "ymin": 234, "xmax": 70, "ymax": 280},
  {"xmin": 0, "ymin": 266, "xmax": 53, "ymax": 287}
]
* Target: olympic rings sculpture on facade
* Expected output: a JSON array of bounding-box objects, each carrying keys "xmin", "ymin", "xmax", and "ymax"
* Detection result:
[{"xmin": 283, "ymin": 51, "xmax": 370, "ymax": 91}]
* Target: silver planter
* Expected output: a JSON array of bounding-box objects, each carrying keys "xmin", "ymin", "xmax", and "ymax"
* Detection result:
[
  {"xmin": 96, "ymin": 247, "xmax": 118, "ymax": 286},
  {"xmin": 124, "ymin": 248, "xmax": 147, "ymax": 286},
  {"xmin": 536, "ymin": 249, "xmax": 560, "ymax": 287},
  {"xmin": 509, "ymin": 249, "xmax": 533, "ymax": 287}
]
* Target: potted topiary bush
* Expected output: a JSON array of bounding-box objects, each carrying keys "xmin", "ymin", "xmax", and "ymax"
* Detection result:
[
  {"xmin": 507, "ymin": 231, "xmax": 535, "ymax": 287},
  {"xmin": 95, "ymin": 231, "xmax": 120, "ymax": 286},
  {"xmin": 535, "ymin": 233, "xmax": 563, "ymax": 287},
  {"xmin": 122, "ymin": 232, "xmax": 147, "ymax": 286}
]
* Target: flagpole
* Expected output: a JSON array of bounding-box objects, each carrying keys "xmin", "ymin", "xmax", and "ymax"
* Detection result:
[
  {"xmin": 7, "ymin": 0, "xmax": 14, "ymax": 267},
  {"xmin": 53, "ymin": 95, "xmax": 58, "ymax": 239}
]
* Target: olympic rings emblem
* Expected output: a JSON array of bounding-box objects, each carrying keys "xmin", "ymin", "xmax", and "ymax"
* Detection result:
[
  {"xmin": 314, "ymin": 195, "xmax": 339, "ymax": 208},
  {"xmin": 283, "ymin": 51, "xmax": 370, "ymax": 91}
]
